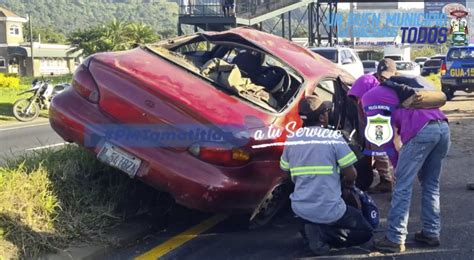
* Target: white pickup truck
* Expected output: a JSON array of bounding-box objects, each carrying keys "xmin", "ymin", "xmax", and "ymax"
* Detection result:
[{"xmin": 384, "ymin": 46, "xmax": 411, "ymax": 61}]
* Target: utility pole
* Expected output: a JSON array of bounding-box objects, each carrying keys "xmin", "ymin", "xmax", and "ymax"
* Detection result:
[
  {"xmin": 350, "ymin": 2, "xmax": 354, "ymax": 48},
  {"xmin": 28, "ymin": 13, "xmax": 34, "ymax": 77}
]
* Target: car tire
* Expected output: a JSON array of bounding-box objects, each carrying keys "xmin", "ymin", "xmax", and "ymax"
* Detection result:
[
  {"xmin": 442, "ymin": 85, "xmax": 455, "ymax": 101},
  {"xmin": 248, "ymin": 181, "xmax": 291, "ymax": 229}
]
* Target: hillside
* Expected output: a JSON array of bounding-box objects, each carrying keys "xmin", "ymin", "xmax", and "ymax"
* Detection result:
[{"xmin": 0, "ymin": 0, "xmax": 178, "ymax": 35}]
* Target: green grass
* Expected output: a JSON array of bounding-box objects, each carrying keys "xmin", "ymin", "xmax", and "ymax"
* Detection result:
[
  {"xmin": 0, "ymin": 74, "xmax": 72, "ymax": 123},
  {"xmin": 0, "ymin": 87, "xmax": 29, "ymax": 122},
  {"xmin": 19, "ymin": 74, "xmax": 73, "ymax": 87},
  {"xmin": 0, "ymin": 146, "xmax": 137, "ymax": 259},
  {"xmin": 423, "ymin": 73, "xmax": 442, "ymax": 91}
]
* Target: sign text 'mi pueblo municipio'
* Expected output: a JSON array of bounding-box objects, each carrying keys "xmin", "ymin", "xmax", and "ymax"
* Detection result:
[{"xmin": 328, "ymin": 12, "xmax": 448, "ymax": 44}]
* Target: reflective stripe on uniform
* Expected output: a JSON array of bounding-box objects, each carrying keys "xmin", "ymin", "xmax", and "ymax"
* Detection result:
[
  {"xmin": 290, "ymin": 165, "xmax": 333, "ymax": 176},
  {"xmin": 280, "ymin": 158, "xmax": 290, "ymax": 170},
  {"xmin": 337, "ymin": 151, "xmax": 357, "ymax": 168}
]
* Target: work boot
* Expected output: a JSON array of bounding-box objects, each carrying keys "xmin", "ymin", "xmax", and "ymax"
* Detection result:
[
  {"xmin": 368, "ymin": 180, "xmax": 393, "ymax": 194},
  {"xmin": 304, "ymin": 223, "xmax": 330, "ymax": 256},
  {"xmin": 467, "ymin": 183, "xmax": 474, "ymax": 190},
  {"xmin": 414, "ymin": 231, "xmax": 440, "ymax": 246},
  {"xmin": 308, "ymin": 241, "xmax": 330, "ymax": 256},
  {"xmin": 373, "ymin": 237, "xmax": 406, "ymax": 253}
]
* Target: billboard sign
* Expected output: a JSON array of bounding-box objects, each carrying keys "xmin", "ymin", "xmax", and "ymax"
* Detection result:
[{"xmin": 425, "ymin": 1, "xmax": 467, "ymax": 14}]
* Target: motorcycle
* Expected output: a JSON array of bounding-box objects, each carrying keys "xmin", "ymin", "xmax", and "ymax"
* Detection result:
[{"xmin": 12, "ymin": 78, "xmax": 70, "ymax": 122}]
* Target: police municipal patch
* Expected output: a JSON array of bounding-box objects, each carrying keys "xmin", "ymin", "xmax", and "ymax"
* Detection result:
[{"xmin": 364, "ymin": 114, "xmax": 394, "ymax": 147}]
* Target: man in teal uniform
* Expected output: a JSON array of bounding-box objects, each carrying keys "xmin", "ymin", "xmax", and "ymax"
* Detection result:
[{"xmin": 280, "ymin": 96, "xmax": 373, "ymax": 255}]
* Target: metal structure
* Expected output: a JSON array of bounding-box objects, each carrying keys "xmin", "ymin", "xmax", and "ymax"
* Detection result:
[{"xmin": 177, "ymin": 0, "xmax": 339, "ymax": 47}]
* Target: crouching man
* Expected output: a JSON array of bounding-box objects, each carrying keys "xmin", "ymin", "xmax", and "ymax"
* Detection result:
[{"xmin": 280, "ymin": 95, "xmax": 373, "ymax": 255}]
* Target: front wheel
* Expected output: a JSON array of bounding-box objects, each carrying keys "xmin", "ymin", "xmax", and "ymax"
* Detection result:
[
  {"xmin": 442, "ymin": 85, "xmax": 455, "ymax": 101},
  {"xmin": 12, "ymin": 98, "xmax": 40, "ymax": 122}
]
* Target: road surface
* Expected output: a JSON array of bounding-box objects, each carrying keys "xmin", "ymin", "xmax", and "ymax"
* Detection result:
[{"xmin": 0, "ymin": 119, "xmax": 65, "ymax": 162}]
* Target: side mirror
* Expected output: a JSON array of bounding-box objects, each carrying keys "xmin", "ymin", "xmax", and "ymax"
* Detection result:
[{"xmin": 342, "ymin": 58, "xmax": 352, "ymax": 65}]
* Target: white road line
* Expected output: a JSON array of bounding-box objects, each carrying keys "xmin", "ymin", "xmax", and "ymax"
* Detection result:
[
  {"xmin": 0, "ymin": 122, "xmax": 50, "ymax": 132},
  {"xmin": 26, "ymin": 142, "xmax": 67, "ymax": 151}
]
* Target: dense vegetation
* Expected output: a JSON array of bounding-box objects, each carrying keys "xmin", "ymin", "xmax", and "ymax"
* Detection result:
[
  {"xmin": 0, "ymin": 0, "xmax": 178, "ymax": 39},
  {"xmin": 68, "ymin": 19, "xmax": 160, "ymax": 56}
]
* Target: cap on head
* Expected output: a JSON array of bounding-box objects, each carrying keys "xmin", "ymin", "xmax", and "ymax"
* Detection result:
[
  {"xmin": 299, "ymin": 95, "xmax": 332, "ymax": 121},
  {"xmin": 377, "ymin": 58, "xmax": 397, "ymax": 79}
]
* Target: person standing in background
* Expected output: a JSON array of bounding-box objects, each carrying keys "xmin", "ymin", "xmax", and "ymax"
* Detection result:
[
  {"xmin": 348, "ymin": 59, "xmax": 395, "ymax": 194},
  {"xmin": 361, "ymin": 60, "xmax": 451, "ymax": 253}
]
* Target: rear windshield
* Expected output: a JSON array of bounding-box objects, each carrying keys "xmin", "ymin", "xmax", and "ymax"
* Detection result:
[
  {"xmin": 396, "ymin": 62, "xmax": 413, "ymax": 71},
  {"xmin": 430, "ymin": 56, "xmax": 446, "ymax": 62},
  {"xmin": 362, "ymin": 61, "xmax": 375, "ymax": 68},
  {"xmin": 414, "ymin": 58, "xmax": 427, "ymax": 62},
  {"xmin": 311, "ymin": 49, "xmax": 338, "ymax": 63},
  {"xmin": 447, "ymin": 47, "xmax": 474, "ymax": 60},
  {"xmin": 423, "ymin": 59, "xmax": 442, "ymax": 67},
  {"xmin": 384, "ymin": 55, "xmax": 402, "ymax": 61}
]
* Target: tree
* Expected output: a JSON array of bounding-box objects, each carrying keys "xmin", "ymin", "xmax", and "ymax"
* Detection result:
[
  {"xmin": 23, "ymin": 25, "xmax": 67, "ymax": 44},
  {"xmin": 157, "ymin": 29, "xmax": 176, "ymax": 39},
  {"xmin": 126, "ymin": 22, "xmax": 160, "ymax": 45},
  {"xmin": 2, "ymin": 0, "xmax": 178, "ymax": 37},
  {"xmin": 68, "ymin": 20, "xmax": 159, "ymax": 57},
  {"xmin": 411, "ymin": 46, "xmax": 437, "ymax": 59}
]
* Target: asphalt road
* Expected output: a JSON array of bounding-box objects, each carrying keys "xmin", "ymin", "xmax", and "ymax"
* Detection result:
[
  {"xmin": 0, "ymin": 118, "xmax": 65, "ymax": 162},
  {"xmin": 104, "ymin": 93, "xmax": 474, "ymax": 260}
]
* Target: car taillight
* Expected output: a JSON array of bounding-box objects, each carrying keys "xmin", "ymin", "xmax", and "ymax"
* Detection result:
[
  {"xmin": 440, "ymin": 63, "xmax": 447, "ymax": 75},
  {"xmin": 72, "ymin": 61, "xmax": 99, "ymax": 103},
  {"xmin": 188, "ymin": 143, "xmax": 251, "ymax": 167}
]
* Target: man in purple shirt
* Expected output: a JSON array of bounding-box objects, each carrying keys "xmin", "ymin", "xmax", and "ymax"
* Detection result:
[
  {"xmin": 348, "ymin": 69, "xmax": 394, "ymax": 194},
  {"xmin": 361, "ymin": 59, "xmax": 451, "ymax": 253}
]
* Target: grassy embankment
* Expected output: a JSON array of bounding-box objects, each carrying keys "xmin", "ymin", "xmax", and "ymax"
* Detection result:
[
  {"xmin": 0, "ymin": 75, "xmax": 72, "ymax": 123},
  {"xmin": 0, "ymin": 145, "xmax": 143, "ymax": 259}
]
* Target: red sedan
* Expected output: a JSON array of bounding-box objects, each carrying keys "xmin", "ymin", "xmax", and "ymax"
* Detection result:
[{"xmin": 50, "ymin": 28, "xmax": 371, "ymax": 226}]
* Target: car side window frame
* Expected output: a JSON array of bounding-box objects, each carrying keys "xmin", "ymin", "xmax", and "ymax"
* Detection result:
[
  {"xmin": 339, "ymin": 50, "xmax": 346, "ymax": 64},
  {"xmin": 313, "ymin": 77, "xmax": 344, "ymax": 129},
  {"xmin": 344, "ymin": 50, "xmax": 356, "ymax": 63}
]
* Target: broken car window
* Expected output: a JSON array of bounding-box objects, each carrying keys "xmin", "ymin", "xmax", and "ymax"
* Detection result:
[{"xmin": 146, "ymin": 38, "xmax": 303, "ymax": 113}]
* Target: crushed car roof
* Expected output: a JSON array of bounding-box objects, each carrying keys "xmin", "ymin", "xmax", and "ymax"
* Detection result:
[{"xmin": 201, "ymin": 28, "xmax": 352, "ymax": 82}]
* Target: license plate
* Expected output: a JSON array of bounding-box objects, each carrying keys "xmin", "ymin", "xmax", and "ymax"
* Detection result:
[
  {"xmin": 461, "ymin": 78, "xmax": 474, "ymax": 84},
  {"xmin": 98, "ymin": 143, "xmax": 141, "ymax": 178},
  {"xmin": 449, "ymin": 68, "xmax": 474, "ymax": 77}
]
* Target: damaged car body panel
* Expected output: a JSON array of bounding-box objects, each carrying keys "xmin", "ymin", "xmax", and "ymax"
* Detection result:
[{"xmin": 49, "ymin": 28, "xmax": 367, "ymax": 223}]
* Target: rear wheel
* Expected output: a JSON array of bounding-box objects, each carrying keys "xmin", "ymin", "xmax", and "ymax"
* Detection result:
[
  {"xmin": 12, "ymin": 99, "xmax": 40, "ymax": 122},
  {"xmin": 442, "ymin": 85, "xmax": 455, "ymax": 101},
  {"xmin": 249, "ymin": 181, "xmax": 291, "ymax": 229}
]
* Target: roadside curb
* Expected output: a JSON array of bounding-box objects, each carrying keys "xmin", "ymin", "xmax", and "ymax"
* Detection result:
[
  {"xmin": 43, "ymin": 217, "xmax": 158, "ymax": 260},
  {"xmin": 0, "ymin": 117, "xmax": 49, "ymax": 129}
]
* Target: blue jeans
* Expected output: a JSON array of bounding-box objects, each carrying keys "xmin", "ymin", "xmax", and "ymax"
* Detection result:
[{"xmin": 387, "ymin": 120, "xmax": 451, "ymax": 244}]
